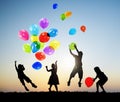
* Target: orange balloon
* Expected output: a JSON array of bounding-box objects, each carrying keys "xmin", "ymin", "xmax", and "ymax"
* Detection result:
[
  {"xmin": 65, "ymin": 11, "xmax": 72, "ymax": 18},
  {"xmin": 80, "ymin": 25, "xmax": 86, "ymax": 32}
]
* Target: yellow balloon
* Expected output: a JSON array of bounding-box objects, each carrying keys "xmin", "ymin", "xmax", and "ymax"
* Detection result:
[
  {"xmin": 49, "ymin": 40, "xmax": 60, "ymax": 50},
  {"xmin": 31, "ymin": 35, "xmax": 38, "ymax": 42}
]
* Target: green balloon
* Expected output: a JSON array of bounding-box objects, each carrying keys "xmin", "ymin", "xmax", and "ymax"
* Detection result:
[
  {"xmin": 23, "ymin": 43, "xmax": 31, "ymax": 53},
  {"xmin": 69, "ymin": 42, "xmax": 76, "ymax": 50},
  {"xmin": 60, "ymin": 13, "xmax": 66, "ymax": 21}
]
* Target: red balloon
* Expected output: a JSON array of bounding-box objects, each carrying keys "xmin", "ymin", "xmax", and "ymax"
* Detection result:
[
  {"xmin": 85, "ymin": 77, "xmax": 94, "ymax": 87},
  {"xmin": 35, "ymin": 52, "xmax": 46, "ymax": 61},
  {"xmin": 80, "ymin": 25, "xmax": 86, "ymax": 32},
  {"xmin": 39, "ymin": 32, "xmax": 50, "ymax": 43}
]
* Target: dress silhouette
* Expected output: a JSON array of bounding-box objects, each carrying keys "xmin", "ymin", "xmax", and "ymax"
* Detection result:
[
  {"xmin": 14, "ymin": 61, "xmax": 37, "ymax": 91},
  {"xmin": 93, "ymin": 66, "xmax": 108, "ymax": 93},
  {"xmin": 67, "ymin": 44, "xmax": 83, "ymax": 87},
  {"xmin": 46, "ymin": 60, "xmax": 59, "ymax": 92}
]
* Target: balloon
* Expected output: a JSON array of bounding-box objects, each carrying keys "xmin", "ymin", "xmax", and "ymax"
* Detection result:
[
  {"xmin": 69, "ymin": 28, "xmax": 77, "ymax": 35},
  {"xmin": 40, "ymin": 42, "xmax": 45, "ymax": 49},
  {"xmin": 43, "ymin": 46, "xmax": 55, "ymax": 55},
  {"xmin": 29, "ymin": 24, "xmax": 39, "ymax": 35},
  {"xmin": 39, "ymin": 18, "xmax": 49, "ymax": 29},
  {"xmin": 53, "ymin": 3, "xmax": 58, "ymax": 9},
  {"xmin": 39, "ymin": 32, "xmax": 50, "ymax": 43},
  {"xmin": 18, "ymin": 29, "xmax": 29, "ymax": 41},
  {"xmin": 49, "ymin": 40, "xmax": 60, "ymax": 50},
  {"xmin": 30, "ymin": 35, "xmax": 38, "ymax": 42},
  {"xmin": 65, "ymin": 11, "xmax": 72, "ymax": 18},
  {"xmin": 60, "ymin": 13, "xmax": 66, "ymax": 21},
  {"xmin": 48, "ymin": 28, "xmax": 58, "ymax": 37},
  {"xmin": 23, "ymin": 43, "xmax": 31, "ymax": 53},
  {"xmin": 80, "ymin": 25, "xmax": 86, "ymax": 32},
  {"xmin": 35, "ymin": 52, "xmax": 46, "ymax": 61},
  {"xmin": 31, "ymin": 41, "xmax": 40, "ymax": 53},
  {"xmin": 69, "ymin": 42, "xmax": 76, "ymax": 50},
  {"xmin": 32, "ymin": 61, "xmax": 42, "ymax": 70},
  {"xmin": 85, "ymin": 77, "xmax": 94, "ymax": 87}
]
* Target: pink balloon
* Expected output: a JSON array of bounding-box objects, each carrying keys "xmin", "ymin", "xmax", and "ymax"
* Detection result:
[
  {"xmin": 39, "ymin": 18, "xmax": 49, "ymax": 29},
  {"xmin": 18, "ymin": 29, "xmax": 29, "ymax": 41}
]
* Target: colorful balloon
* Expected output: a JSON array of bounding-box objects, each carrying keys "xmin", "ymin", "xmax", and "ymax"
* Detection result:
[
  {"xmin": 29, "ymin": 24, "xmax": 39, "ymax": 35},
  {"xmin": 60, "ymin": 13, "xmax": 66, "ymax": 21},
  {"xmin": 80, "ymin": 25, "xmax": 86, "ymax": 32},
  {"xmin": 69, "ymin": 28, "xmax": 77, "ymax": 35},
  {"xmin": 53, "ymin": 3, "xmax": 58, "ymax": 9},
  {"xmin": 31, "ymin": 41, "xmax": 40, "ymax": 53},
  {"xmin": 43, "ymin": 46, "xmax": 55, "ymax": 55},
  {"xmin": 32, "ymin": 61, "xmax": 42, "ymax": 70},
  {"xmin": 39, "ymin": 32, "xmax": 50, "ymax": 43},
  {"xmin": 23, "ymin": 43, "xmax": 31, "ymax": 53},
  {"xmin": 18, "ymin": 29, "xmax": 29, "ymax": 41},
  {"xmin": 40, "ymin": 42, "xmax": 45, "ymax": 49},
  {"xmin": 85, "ymin": 77, "xmax": 94, "ymax": 87},
  {"xmin": 50, "ymin": 40, "xmax": 60, "ymax": 50},
  {"xmin": 69, "ymin": 42, "xmax": 76, "ymax": 50},
  {"xmin": 39, "ymin": 18, "xmax": 49, "ymax": 29},
  {"xmin": 65, "ymin": 11, "xmax": 72, "ymax": 18},
  {"xmin": 30, "ymin": 35, "xmax": 38, "ymax": 42},
  {"xmin": 35, "ymin": 52, "xmax": 46, "ymax": 61},
  {"xmin": 48, "ymin": 28, "xmax": 58, "ymax": 37}
]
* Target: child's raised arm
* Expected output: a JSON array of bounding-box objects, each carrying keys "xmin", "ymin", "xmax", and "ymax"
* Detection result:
[{"xmin": 15, "ymin": 60, "xmax": 18, "ymax": 70}]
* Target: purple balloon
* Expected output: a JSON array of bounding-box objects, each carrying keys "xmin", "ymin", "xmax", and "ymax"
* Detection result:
[
  {"xmin": 43, "ymin": 46, "xmax": 55, "ymax": 55},
  {"xmin": 39, "ymin": 18, "xmax": 49, "ymax": 29}
]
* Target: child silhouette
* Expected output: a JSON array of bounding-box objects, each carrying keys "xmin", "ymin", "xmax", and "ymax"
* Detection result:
[
  {"xmin": 14, "ymin": 61, "xmax": 37, "ymax": 91},
  {"xmin": 93, "ymin": 66, "xmax": 108, "ymax": 93},
  {"xmin": 45, "ymin": 60, "xmax": 59, "ymax": 92},
  {"xmin": 67, "ymin": 44, "xmax": 83, "ymax": 87}
]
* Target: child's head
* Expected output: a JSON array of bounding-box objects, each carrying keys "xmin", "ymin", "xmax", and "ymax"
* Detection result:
[
  {"xmin": 94, "ymin": 66, "xmax": 101, "ymax": 73},
  {"xmin": 51, "ymin": 63, "xmax": 55, "ymax": 68},
  {"xmin": 18, "ymin": 64, "xmax": 25, "ymax": 71}
]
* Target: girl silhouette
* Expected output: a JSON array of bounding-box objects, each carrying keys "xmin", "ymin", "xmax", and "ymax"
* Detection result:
[{"xmin": 46, "ymin": 60, "xmax": 59, "ymax": 92}]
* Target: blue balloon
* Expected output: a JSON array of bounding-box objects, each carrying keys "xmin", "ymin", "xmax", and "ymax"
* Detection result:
[
  {"xmin": 53, "ymin": 3, "xmax": 58, "ymax": 9},
  {"xmin": 69, "ymin": 28, "xmax": 77, "ymax": 35},
  {"xmin": 32, "ymin": 61, "xmax": 42, "ymax": 70},
  {"xmin": 29, "ymin": 24, "xmax": 39, "ymax": 36},
  {"xmin": 48, "ymin": 28, "xmax": 58, "ymax": 37},
  {"xmin": 31, "ymin": 41, "xmax": 40, "ymax": 53}
]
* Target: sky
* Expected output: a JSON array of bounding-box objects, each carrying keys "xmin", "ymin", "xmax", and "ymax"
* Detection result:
[{"xmin": 0, "ymin": 0, "xmax": 120, "ymax": 92}]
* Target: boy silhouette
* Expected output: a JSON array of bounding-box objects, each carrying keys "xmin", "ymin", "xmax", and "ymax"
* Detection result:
[
  {"xmin": 67, "ymin": 44, "xmax": 83, "ymax": 87},
  {"xmin": 14, "ymin": 61, "xmax": 37, "ymax": 91}
]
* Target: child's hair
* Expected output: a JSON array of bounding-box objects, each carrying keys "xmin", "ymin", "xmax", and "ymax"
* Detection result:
[
  {"xmin": 18, "ymin": 64, "xmax": 25, "ymax": 71},
  {"xmin": 94, "ymin": 66, "xmax": 101, "ymax": 73}
]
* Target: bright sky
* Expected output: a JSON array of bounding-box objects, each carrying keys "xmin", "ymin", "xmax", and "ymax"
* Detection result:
[{"xmin": 0, "ymin": 0, "xmax": 120, "ymax": 92}]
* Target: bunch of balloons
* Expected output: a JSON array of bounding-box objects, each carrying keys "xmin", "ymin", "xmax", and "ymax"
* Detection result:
[
  {"xmin": 18, "ymin": 18, "xmax": 60, "ymax": 70},
  {"xmin": 18, "ymin": 2, "xmax": 87, "ymax": 70}
]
